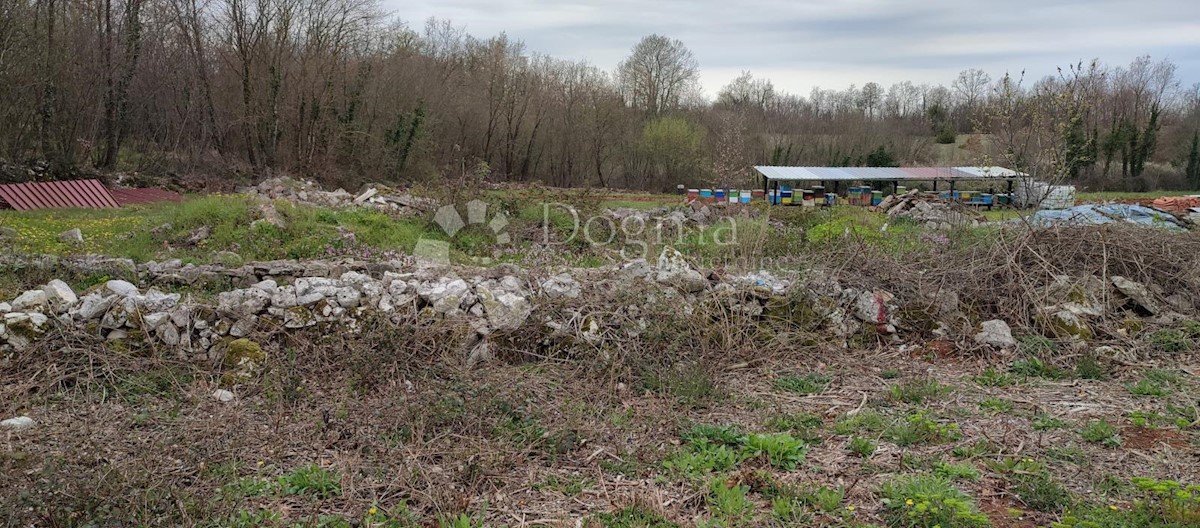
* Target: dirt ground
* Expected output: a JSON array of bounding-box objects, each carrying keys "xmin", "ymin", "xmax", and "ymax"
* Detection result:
[{"xmin": 2, "ymin": 334, "xmax": 1195, "ymax": 527}]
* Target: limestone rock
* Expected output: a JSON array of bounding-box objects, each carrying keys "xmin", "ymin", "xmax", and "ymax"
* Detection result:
[
  {"xmin": 58, "ymin": 228, "xmax": 83, "ymax": 244},
  {"xmin": 974, "ymin": 319, "xmax": 1016, "ymax": 348},
  {"xmin": 10, "ymin": 289, "xmax": 48, "ymax": 311},
  {"xmin": 42, "ymin": 279, "xmax": 77, "ymax": 309},
  {"xmin": 105, "ymin": 279, "xmax": 139, "ymax": 297},
  {"xmin": 477, "ymin": 285, "xmax": 532, "ymax": 330},
  {"xmin": 1111, "ymin": 276, "xmax": 1162, "ymax": 315},
  {"xmin": 212, "ymin": 389, "xmax": 235, "ymax": 402},
  {"xmin": 541, "ymin": 274, "xmax": 582, "ymax": 299},
  {"xmin": 0, "ymin": 416, "xmax": 35, "ymax": 431}
]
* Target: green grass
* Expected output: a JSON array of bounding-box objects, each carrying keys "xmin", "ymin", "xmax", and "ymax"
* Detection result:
[
  {"xmin": 888, "ymin": 378, "xmax": 950, "ymax": 404},
  {"xmin": 773, "ymin": 372, "xmax": 831, "ymax": 395},
  {"xmin": 0, "ymin": 195, "xmax": 442, "ymax": 264}
]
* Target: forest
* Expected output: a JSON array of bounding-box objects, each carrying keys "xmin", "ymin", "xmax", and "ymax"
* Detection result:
[{"xmin": 1, "ymin": 0, "xmax": 1199, "ymax": 191}]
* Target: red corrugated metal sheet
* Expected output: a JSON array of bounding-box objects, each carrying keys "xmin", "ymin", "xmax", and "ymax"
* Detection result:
[
  {"xmin": 0, "ymin": 179, "xmax": 120, "ymax": 210},
  {"xmin": 110, "ymin": 187, "xmax": 184, "ymax": 206}
]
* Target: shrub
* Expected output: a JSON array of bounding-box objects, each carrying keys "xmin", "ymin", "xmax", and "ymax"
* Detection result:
[{"xmin": 880, "ymin": 475, "xmax": 990, "ymax": 528}]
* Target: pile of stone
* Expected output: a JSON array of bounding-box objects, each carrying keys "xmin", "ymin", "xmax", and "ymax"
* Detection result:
[
  {"xmin": 244, "ymin": 176, "xmax": 436, "ymax": 215},
  {"xmin": 0, "ymin": 247, "xmax": 920, "ymax": 366},
  {"xmin": 875, "ymin": 190, "xmax": 986, "ymax": 229}
]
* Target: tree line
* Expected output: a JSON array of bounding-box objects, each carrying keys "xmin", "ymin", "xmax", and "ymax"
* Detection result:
[{"xmin": 1, "ymin": 0, "xmax": 1198, "ymax": 191}]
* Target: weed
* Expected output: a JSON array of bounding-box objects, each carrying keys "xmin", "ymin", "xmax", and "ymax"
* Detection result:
[
  {"xmin": 979, "ymin": 397, "xmax": 1014, "ymax": 413},
  {"xmin": 437, "ymin": 512, "xmax": 484, "ymax": 528},
  {"xmin": 886, "ymin": 412, "xmax": 961, "ymax": 446},
  {"xmin": 278, "ymin": 465, "xmax": 341, "ymax": 498},
  {"xmin": 974, "ymin": 367, "xmax": 1016, "ymax": 387},
  {"xmin": 881, "ymin": 368, "xmax": 901, "ymax": 379},
  {"xmin": 952, "ymin": 441, "xmax": 995, "ymax": 459},
  {"xmin": 770, "ymin": 496, "xmax": 810, "ymax": 524},
  {"xmin": 221, "ymin": 509, "xmax": 282, "ymax": 528},
  {"xmin": 1018, "ymin": 334, "xmax": 1058, "ymax": 355},
  {"xmin": 888, "ymin": 378, "xmax": 949, "ymax": 404},
  {"xmin": 596, "ymin": 505, "xmax": 679, "ymax": 528},
  {"xmin": 764, "ymin": 413, "xmax": 823, "ymax": 444},
  {"xmin": 1128, "ymin": 378, "xmax": 1167, "ymax": 396},
  {"xmin": 744, "ymin": 433, "xmax": 807, "ymax": 470},
  {"xmin": 1182, "ymin": 320, "xmax": 1200, "ymax": 338},
  {"xmin": 532, "ymin": 475, "xmax": 590, "ymax": 496},
  {"xmin": 1010, "ymin": 355, "xmax": 1065, "ymax": 379},
  {"xmin": 663, "ymin": 445, "xmax": 745, "ymax": 477},
  {"xmin": 804, "ymin": 485, "xmax": 845, "ymax": 513},
  {"xmin": 834, "ymin": 410, "xmax": 888, "ymax": 435},
  {"xmin": 1053, "ymin": 478, "xmax": 1200, "ymax": 527},
  {"xmin": 991, "ymin": 458, "xmax": 1071, "ymax": 512},
  {"xmin": 773, "ymin": 372, "xmax": 831, "ymax": 395},
  {"xmin": 880, "ymin": 475, "xmax": 990, "ymax": 528},
  {"xmin": 683, "ymin": 424, "xmax": 745, "ymax": 448},
  {"xmin": 933, "ymin": 461, "xmax": 981, "ymax": 482},
  {"xmin": 1149, "ymin": 329, "xmax": 1191, "ymax": 353},
  {"xmin": 1032, "ymin": 414, "xmax": 1068, "ymax": 431},
  {"xmin": 1045, "ymin": 446, "xmax": 1087, "ymax": 463},
  {"xmin": 1074, "ymin": 353, "xmax": 1108, "ymax": 380},
  {"xmin": 645, "ymin": 363, "xmax": 724, "ymax": 407},
  {"xmin": 848, "ymin": 437, "xmax": 876, "ymax": 458},
  {"xmin": 1080, "ymin": 420, "xmax": 1121, "ymax": 447},
  {"xmin": 705, "ymin": 479, "xmax": 754, "ymax": 527}
]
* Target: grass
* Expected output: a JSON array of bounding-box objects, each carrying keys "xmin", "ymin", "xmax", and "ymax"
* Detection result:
[
  {"xmin": 0, "ymin": 195, "xmax": 442, "ymax": 264},
  {"xmin": 888, "ymin": 378, "xmax": 950, "ymax": 404},
  {"xmin": 773, "ymin": 372, "xmax": 831, "ymax": 395}
]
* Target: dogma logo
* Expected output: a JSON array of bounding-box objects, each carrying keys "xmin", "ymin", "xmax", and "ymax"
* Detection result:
[{"xmin": 413, "ymin": 199, "xmax": 510, "ymax": 265}]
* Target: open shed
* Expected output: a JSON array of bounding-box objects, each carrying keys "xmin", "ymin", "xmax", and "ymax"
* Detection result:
[{"xmin": 753, "ymin": 166, "xmax": 1026, "ymax": 198}]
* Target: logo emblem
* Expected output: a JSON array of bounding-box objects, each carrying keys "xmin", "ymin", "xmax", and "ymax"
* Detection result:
[{"xmin": 413, "ymin": 199, "xmax": 510, "ymax": 265}]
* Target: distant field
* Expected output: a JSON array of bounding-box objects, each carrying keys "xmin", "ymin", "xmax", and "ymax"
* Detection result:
[{"xmin": 1075, "ymin": 190, "xmax": 1198, "ymax": 202}]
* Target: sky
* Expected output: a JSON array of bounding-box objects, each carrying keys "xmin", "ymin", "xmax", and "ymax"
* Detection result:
[{"xmin": 390, "ymin": 0, "xmax": 1200, "ymax": 99}]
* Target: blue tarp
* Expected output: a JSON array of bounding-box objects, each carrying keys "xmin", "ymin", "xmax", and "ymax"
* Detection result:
[{"xmin": 1028, "ymin": 204, "xmax": 1185, "ymax": 230}]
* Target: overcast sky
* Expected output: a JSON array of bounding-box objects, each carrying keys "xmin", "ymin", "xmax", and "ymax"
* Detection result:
[{"xmin": 391, "ymin": 0, "xmax": 1200, "ymax": 98}]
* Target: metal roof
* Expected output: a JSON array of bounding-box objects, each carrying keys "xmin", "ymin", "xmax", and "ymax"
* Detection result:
[
  {"xmin": 110, "ymin": 187, "xmax": 184, "ymax": 206},
  {"xmin": 753, "ymin": 166, "xmax": 1025, "ymax": 182},
  {"xmin": 0, "ymin": 179, "xmax": 120, "ymax": 210}
]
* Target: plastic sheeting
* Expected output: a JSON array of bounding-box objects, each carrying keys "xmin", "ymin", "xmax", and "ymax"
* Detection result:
[{"xmin": 1028, "ymin": 204, "xmax": 1185, "ymax": 230}]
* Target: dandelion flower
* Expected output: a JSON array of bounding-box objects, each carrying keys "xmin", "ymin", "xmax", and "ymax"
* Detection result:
[
  {"xmin": 846, "ymin": 505, "xmax": 856, "ymax": 511},
  {"xmin": 905, "ymin": 499, "xmax": 914, "ymax": 506},
  {"xmin": 368, "ymin": 507, "xmax": 378, "ymax": 516}
]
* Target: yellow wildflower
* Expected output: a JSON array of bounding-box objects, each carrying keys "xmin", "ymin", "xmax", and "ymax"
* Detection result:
[{"xmin": 368, "ymin": 507, "xmax": 378, "ymax": 516}]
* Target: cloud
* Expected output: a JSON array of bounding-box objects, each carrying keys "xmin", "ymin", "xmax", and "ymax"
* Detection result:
[{"xmin": 390, "ymin": 0, "xmax": 1200, "ymax": 96}]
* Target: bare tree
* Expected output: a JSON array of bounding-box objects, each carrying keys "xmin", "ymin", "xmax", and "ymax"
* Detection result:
[{"xmin": 615, "ymin": 34, "xmax": 699, "ymax": 115}]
